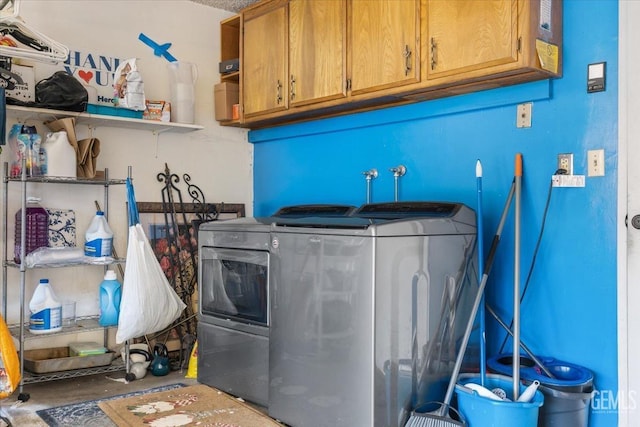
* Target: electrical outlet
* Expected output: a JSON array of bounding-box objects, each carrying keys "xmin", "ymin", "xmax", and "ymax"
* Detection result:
[
  {"xmin": 516, "ymin": 103, "xmax": 532, "ymax": 128},
  {"xmin": 588, "ymin": 149, "xmax": 605, "ymax": 177},
  {"xmin": 557, "ymin": 153, "xmax": 573, "ymax": 175}
]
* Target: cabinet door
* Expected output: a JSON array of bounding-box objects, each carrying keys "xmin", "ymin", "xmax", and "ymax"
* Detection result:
[
  {"xmin": 350, "ymin": 0, "xmax": 420, "ymax": 96},
  {"xmin": 243, "ymin": 2, "xmax": 288, "ymax": 117},
  {"xmin": 426, "ymin": 0, "xmax": 518, "ymax": 80},
  {"xmin": 289, "ymin": 0, "xmax": 347, "ymax": 107}
]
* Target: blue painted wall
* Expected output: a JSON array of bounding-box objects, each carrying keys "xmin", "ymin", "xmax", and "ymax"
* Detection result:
[{"xmin": 250, "ymin": 1, "xmax": 618, "ymax": 425}]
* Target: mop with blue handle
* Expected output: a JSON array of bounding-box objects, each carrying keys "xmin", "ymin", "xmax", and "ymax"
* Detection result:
[{"xmin": 404, "ymin": 167, "xmax": 516, "ymax": 427}]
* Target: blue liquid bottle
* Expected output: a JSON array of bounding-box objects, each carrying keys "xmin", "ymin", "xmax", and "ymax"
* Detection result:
[{"xmin": 99, "ymin": 270, "xmax": 121, "ymax": 327}]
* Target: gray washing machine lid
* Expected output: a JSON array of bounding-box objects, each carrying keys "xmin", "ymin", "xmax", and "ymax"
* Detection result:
[
  {"xmin": 273, "ymin": 204, "xmax": 356, "ymax": 218},
  {"xmin": 272, "ymin": 201, "xmax": 476, "ymax": 236},
  {"xmin": 198, "ymin": 204, "xmax": 357, "ymax": 232},
  {"xmin": 354, "ymin": 201, "xmax": 462, "ymax": 219}
]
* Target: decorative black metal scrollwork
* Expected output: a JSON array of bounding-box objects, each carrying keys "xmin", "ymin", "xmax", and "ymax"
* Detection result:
[
  {"xmin": 138, "ymin": 164, "xmax": 244, "ymax": 357},
  {"xmin": 183, "ymin": 172, "xmax": 218, "ymax": 223},
  {"xmin": 153, "ymin": 163, "xmax": 207, "ymax": 340}
]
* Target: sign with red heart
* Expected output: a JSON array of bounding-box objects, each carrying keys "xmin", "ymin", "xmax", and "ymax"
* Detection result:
[
  {"xmin": 78, "ymin": 69, "xmax": 94, "ymax": 84},
  {"xmin": 34, "ymin": 49, "xmax": 128, "ymax": 106},
  {"xmin": 62, "ymin": 50, "xmax": 124, "ymax": 105}
]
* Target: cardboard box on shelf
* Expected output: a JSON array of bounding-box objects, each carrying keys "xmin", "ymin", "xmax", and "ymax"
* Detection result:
[
  {"xmin": 3, "ymin": 64, "xmax": 35, "ymax": 103},
  {"xmin": 143, "ymin": 100, "xmax": 171, "ymax": 122},
  {"xmin": 214, "ymin": 82, "xmax": 239, "ymax": 121}
]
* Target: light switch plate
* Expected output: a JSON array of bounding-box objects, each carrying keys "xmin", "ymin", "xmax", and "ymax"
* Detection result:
[
  {"xmin": 588, "ymin": 149, "xmax": 605, "ymax": 177},
  {"xmin": 516, "ymin": 103, "xmax": 532, "ymax": 128}
]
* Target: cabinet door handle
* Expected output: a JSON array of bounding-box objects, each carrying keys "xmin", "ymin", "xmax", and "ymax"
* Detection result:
[
  {"xmin": 276, "ymin": 80, "xmax": 283, "ymax": 104},
  {"xmin": 403, "ymin": 44, "xmax": 412, "ymax": 76},
  {"xmin": 290, "ymin": 75, "xmax": 296, "ymax": 101},
  {"xmin": 430, "ymin": 37, "xmax": 437, "ymax": 70}
]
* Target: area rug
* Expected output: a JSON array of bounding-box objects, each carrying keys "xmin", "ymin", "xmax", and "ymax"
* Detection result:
[
  {"xmin": 37, "ymin": 383, "xmax": 185, "ymax": 427},
  {"xmin": 98, "ymin": 384, "xmax": 282, "ymax": 426}
]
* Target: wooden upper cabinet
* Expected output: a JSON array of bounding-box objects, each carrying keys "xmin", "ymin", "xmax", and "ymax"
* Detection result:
[
  {"xmin": 242, "ymin": 0, "xmax": 288, "ymax": 118},
  {"xmin": 289, "ymin": 0, "xmax": 347, "ymax": 107},
  {"xmin": 426, "ymin": 0, "xmax": 517, "ymax": 79},
  {"xmin": 424, "ymin": 0, "xmax": 562, "ymax": 85},
  {"xmin": 349, "ymin": 0, "xmax": 420, "ymax": 96},
  {"xmin": 224, "ymin": 0, "xmax": 562, "ymax": 128}
]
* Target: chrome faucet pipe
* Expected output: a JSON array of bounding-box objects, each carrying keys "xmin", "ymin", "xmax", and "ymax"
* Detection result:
[
  {"xmin": 362, "ymin": 168, "xmax": 378, "ymax": 204},
  {"xmin": 389, "ymin": 165, "xmax": 406, "ymax": 202}
]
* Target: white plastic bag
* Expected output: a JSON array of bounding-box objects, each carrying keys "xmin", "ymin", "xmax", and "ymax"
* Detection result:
[
  {"xmin": 116, "ymin": 179, "xmax": 185, "ymax": 344},
  {"xmin": 113, "ymin": 58, "xmax": 145, "ymax": 111}
]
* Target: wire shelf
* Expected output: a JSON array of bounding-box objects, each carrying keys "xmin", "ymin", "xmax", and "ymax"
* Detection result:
[
  {"xmin": 4, "ymin": 175, "xmax": 127, "ymax": 185},
  {"xmin": 9, "ymin": 316, "xmax": 113, "ymax": 341},
  {"xmin": 22, "ymin": 359, "xmax": 126, "ymax": 384},
  {"xmin": 4, "ymin": 258, "xmax": 126, "ymax": 269}
]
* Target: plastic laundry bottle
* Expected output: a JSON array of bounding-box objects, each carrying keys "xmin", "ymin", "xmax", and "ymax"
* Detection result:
[
  {"xmin": 99, "ymin": 269, "xmax": 122, "ymax": 327},
  {"xmin": 41, "ymin": 131, "xmax": 76, "ymax": 178},
  {"xmin": 29, "ymin": 279, "xmax": 62, "ymax": 334},
  {"xmin": 84, "ymin": 211, "xmax": 113, "ymax": 257},
  {"xmin": 14, "ymin": 197, "xmax": 49, "ymax": 264}
]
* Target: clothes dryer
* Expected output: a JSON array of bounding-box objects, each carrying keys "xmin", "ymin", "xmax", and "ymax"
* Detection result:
[{"xmin": 197, "ymin": 204, "xmax": 355, "ymax": 406}]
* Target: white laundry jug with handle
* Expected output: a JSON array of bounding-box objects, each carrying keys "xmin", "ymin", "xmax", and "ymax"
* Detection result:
[
  {"xmin": 85, "ymin": 210, "xmax": 113, "ymax": 258},
  {"xmin": 29, "ymin": 278, "xmax": 62, "ymax": 334},
  {"xmin": 41, "ymin": 131, "xmax": 77, "ymax": 178},
  {"xmin": 167, "ymin": 61, "xmax": 198, "ymax": 124}
]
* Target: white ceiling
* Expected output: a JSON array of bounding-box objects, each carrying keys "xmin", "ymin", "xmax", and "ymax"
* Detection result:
[{"xmin": 189, "ymin": 0, "xmax": 258, "ymax": 13}]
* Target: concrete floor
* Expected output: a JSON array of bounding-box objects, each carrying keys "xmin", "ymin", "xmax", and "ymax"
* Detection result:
[{"xmin": 1, "ymin": 368, "xmax": 201, "ymax": 426}]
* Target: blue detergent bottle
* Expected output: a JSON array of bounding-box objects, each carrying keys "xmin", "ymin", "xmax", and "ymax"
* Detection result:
[{"xmin": 99, "ymin": 270, "xmax": 121, "ymax": 326}]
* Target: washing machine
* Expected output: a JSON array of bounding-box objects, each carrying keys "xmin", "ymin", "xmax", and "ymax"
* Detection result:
[{"xmin": 268, "ymin": 201, "xmax": 478, "ymax": 427}]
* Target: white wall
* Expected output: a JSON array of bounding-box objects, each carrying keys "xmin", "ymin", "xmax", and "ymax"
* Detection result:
[{"xmin": 1, "ymin": 1, "xmax": 250, "ymax": 348}]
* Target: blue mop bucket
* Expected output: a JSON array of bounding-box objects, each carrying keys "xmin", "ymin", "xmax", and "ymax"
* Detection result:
[{"xmin": 455, "ymin": 374, "xmax": 544, "ymax": 427}]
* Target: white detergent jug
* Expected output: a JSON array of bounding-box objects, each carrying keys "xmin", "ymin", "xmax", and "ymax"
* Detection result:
[
  {"xmin": 41, "ymin": 131, "xmax": 77, "ymax": 178},
  {"xmin": 167, "ymin": 61, "xmax": 198, "ymax": 124},
  {"xmin": 85, "ymin": 210, "xmax": 114, "ymax": 257},
  {"xmin": 29, "ymin": 279, "xmax": 62, "ymax": 334}
]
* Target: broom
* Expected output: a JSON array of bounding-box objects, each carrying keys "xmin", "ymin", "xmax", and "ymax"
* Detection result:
[{"xmin": 405, "ymin": 174, "xmax": 516, "ymax": 427}]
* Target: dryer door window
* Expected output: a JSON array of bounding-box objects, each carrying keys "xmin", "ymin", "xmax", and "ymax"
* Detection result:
[{"xmin": 200, "ymin": 247, "xmax": 268, "ymax": 326}]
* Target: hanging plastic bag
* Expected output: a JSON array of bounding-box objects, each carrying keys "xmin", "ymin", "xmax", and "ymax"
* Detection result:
[
  {"xmin": 116, "ymin": 178, "xmax": 186, "ymax": 344},
  {"xmin": 113, "ymin": 58, "xmax": 145, "ymax": 111},
  {"xmin": 0, "ymin": 313, "xmax": 20, "ymax": 398}
]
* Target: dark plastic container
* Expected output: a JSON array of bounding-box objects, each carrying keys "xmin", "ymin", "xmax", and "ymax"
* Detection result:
[
  {"xmin": 487, "ymin": 354, "xmax": 594, "ymax": 392},
  {"xmin": 14, "ymin": 197, "xmax": 49, "ymax": 263},
  {"xmin": 487, "ymin": 354, "xmax": 594, "ymax": 427}
]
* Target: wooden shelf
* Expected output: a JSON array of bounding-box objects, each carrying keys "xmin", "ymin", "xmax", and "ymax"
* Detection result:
[
  {"xmin": 7, "ymin": 105, "xmax": 204, "ymax": 133},
  {"xmin": 220, "ymin": 71, "xmax": 240, "ymax": 83}
]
